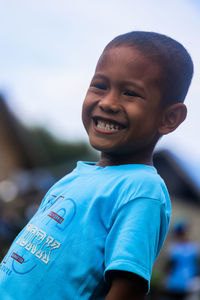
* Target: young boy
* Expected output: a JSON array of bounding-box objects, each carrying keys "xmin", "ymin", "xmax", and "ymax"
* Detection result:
[{"xmin": 0, "ymin": 31, "xmax": 193, "ymax": 299}]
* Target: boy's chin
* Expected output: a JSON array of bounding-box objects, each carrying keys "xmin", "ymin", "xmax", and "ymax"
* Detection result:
[
  {"xmin": 90, "ymin": 142, "xmax": 115, "ymax": 154},
  {"xmin": 89, "ymin": 137, "xmax": 131, "ymax": 155},
  {"xmin": 90, "ymin": 143, "xmax": 111, "ymax": 153},
  {"xmin": 89, "ymin": 141, "xmax": 126, "ymax": 156}
]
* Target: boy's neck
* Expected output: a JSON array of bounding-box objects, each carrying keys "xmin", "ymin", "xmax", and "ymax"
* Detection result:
[{"xmin": 96, "ymin": 151, "xmax": 154, "ymax": 167}]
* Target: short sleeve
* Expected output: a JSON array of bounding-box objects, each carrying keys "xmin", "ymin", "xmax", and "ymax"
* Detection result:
[{"xmin": 104, "ymin": 197, "xmax": 169, "ymax": 291}]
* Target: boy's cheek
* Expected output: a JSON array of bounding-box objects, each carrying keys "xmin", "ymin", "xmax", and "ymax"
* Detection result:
[
  {"xmin": 82, "ymin": 107, "xmax": 91, "ymax": 134},
  {"xmin": 82, "ymin": 97, "xmax": 90, "ymax": 121},
  {"xmin": 82, "ymin": 96, "xmax": 98, "ymax": 124}
]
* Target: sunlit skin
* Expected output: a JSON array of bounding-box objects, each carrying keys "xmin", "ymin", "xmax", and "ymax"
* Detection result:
[{"xmin": 82, "ymin": 46, "xmax": 167, "ymax": 167}]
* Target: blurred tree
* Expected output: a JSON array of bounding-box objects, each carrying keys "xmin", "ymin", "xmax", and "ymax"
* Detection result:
[{"xmin": 26, "ymin": 126, "xmax": 98, "ymax": 174}]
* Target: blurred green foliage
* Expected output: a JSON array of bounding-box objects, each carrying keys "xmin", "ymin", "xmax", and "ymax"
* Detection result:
[{"xmin": 26, "ymin": 126, "xmax": 99, "ymax": 174}]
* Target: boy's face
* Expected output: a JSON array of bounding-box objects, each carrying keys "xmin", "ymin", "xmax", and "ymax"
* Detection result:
[{"xmin": 82, "ymin": 46, "xmax": 165, "ymax": 157}]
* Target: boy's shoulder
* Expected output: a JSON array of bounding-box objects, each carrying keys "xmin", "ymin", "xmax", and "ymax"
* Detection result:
[
  {"xmin": 118, "ymin": 165, "xmax": 169, "ymax": 203},
  {"xmin": 52, "ymin": 162, "xmax": 166, "ymax": 194},
  {"xmin": 89, "ymin": 163, "xmax": 170, "ymax": 208},
  {"xmin": 42, "ymin": 162, "xmax": 169, "ymax": 211},
  {"xmin": 109, "ymin": 163, "xmax": 165, "ymax": 189}
]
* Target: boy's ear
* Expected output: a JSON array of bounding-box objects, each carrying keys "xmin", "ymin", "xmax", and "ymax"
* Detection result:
[{"xmin": 158, "ymin": 103, "xmax": 187, "ymax": 135}]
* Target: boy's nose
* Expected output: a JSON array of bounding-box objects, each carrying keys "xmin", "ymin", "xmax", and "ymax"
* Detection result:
[{"xmin": 99, "ymin": 92, "xmax": 120, "ymax": 113}]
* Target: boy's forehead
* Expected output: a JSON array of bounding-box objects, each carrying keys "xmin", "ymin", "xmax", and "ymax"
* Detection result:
[
  {"xmin": 97, "ymin": 46, "xmax": 156, "ymax": 69},
  {"xmin": 97, "ymin": 46, "xmax": 140, "ymax": 66},
  {"xmin": 95, "ymin": 46, "xmax": 162, "ymax": 84}
]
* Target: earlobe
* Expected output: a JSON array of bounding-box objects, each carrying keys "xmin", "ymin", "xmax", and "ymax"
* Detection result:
[{"xmin": 158, "ymin": 103, "xmax": 187, "ymax": 135}]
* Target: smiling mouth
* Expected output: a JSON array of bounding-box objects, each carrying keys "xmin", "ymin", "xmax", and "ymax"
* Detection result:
[{"xmin": 93, "ymin": 117, "xmax": 126, "ymax": 132}]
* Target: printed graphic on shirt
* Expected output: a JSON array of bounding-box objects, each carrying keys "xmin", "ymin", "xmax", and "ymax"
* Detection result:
[
  {"xmin": 0, "ymin": 194, "xmax": 77, "ymax": 278},
  {"xmin": 48, "ymin": 211, "xmax": 64, "ymax": 224},
  {"xmin": 0, "ymin": 263, "xmax": 12, "ymax": 276},
  {"xmin": 11, "ymin": 252, "xmax": 24, "ymax": 264},
  {"xmin": 38, "ymin": 195, "xmax": 76, "ymax": 231},
  {"xmin": 40, "ymin": 194, "xmax": 63, "ymax": 214},
  {"xmin": 15, "ymin": 223, "xmax": 61, "ymax": 264},
  {"xmin": 1, "ymin": 223, "xmax": 61, "ymax": 277}
]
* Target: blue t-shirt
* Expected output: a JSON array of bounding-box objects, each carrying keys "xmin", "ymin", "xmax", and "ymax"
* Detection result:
[{"xmin": 0, "ymin": 162, "xmax": 171, "ymax": 299}]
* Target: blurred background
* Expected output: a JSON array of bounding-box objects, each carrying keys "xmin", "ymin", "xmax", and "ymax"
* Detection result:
[{"xmin": 0, "ymin": 0, "xmax": 199, "ymax": 298}]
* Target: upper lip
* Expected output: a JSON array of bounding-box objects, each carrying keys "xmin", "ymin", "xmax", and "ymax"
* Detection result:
[{"xmin": 92, "ymin": 115, "xmax": 128, "ymax": 128}]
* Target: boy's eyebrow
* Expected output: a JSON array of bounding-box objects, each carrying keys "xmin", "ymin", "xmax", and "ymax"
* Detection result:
[
  {"xmin": 120, "ymin": 80, "xmax": 145, "ymax": 94},
  {"xmin": 92, "ymin": 74, "xmax": 146, "ymax": 94},
  {"xmin": 91, "ymin": 74, "xmax": 108, "ymax": 81}
]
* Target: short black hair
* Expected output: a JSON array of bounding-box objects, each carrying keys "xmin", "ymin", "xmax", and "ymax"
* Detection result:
[{"xmin": 104, "ymin": 31, "xmax": 194, "ymax": 106}]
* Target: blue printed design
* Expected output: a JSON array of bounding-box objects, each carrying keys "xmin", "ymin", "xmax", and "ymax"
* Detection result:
[
  {"xmin": 12, "ymin": 257, "xmax": 37, "ymax": 275},
  {"xmin": 45, "ymin": 198, "xmax": 76, "ymax": 231}
]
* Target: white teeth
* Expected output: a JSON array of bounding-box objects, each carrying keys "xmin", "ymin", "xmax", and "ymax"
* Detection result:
[{"xmin": 96, "ymin": 120, "xmax": 120, "ymax": 131}]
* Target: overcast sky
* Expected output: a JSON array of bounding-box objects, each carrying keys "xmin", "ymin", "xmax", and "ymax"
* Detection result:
[{"xmin": 0, "ymin": 0, "xmax": 199, "ymax": 160}]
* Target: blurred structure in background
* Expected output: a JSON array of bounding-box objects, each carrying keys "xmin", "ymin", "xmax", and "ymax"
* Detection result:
[
  {"xmin": 154, "ymin": 151, "xmax": 200, "ymax": 202},
  {"xmin": 148, "ymin": 152, "xmax": 200, "ymax": 299},
  {"xmin": 0, "ymin": 93, "xmax": 98, "ymax": 260}
]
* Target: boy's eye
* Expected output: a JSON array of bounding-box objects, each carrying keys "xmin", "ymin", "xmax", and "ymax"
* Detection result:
[
  {"xmin": 124, "ymin": 90, "xmax": 140, "ymax": 97},
  {"xmin": 91, "ymin": 83, "xmax": 107, "ymax": 90}
]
